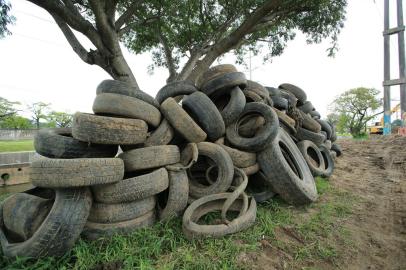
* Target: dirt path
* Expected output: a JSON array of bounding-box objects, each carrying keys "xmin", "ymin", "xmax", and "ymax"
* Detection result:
[{"xmin": 330, "ymin": 136, "xmax": 406, "ymax": 270}]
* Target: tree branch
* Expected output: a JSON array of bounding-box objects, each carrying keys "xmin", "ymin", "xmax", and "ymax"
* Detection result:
[
  {"xmin": 115, "ymin": 0, "xmax": 143, "ymax": 30},
  {"xmin": 159, "ymin": 31, "xmax": 178, "ymax": 82}
]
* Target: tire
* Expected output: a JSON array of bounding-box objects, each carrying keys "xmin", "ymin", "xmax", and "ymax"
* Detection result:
[
  {"xmin": 271, "ymin": 95, "xmax": 288, "ymax": 110},
  {"xmin": 319, "ymin": 145, "xmax": 335, "ymax": 178},
  {"xmin": 279, "ymin": 90, "xmax": 298, "ymax": 107},
  {"xmin": 238, "ymin": 115, "xmax": 265, "ymax": 138},
  {"xmin": 215, "ymin": 138, "xmax": 256, "ymax": 168},
  {"xmin": 161, "ymin": 97, "xmax": 207, "ymax": 143},
  {"xmin": 2, "ymin": 193, "xmax": 52, "ymax": 242},
  {"xmin": 323, "ymin": 140, "xmax": 332, "ymax": 150},
  {"xmin": 0, "ymin": 188, "xmax": 92, "ymax": 258},
  {"xmin": 265, "ymin": 86, "xmax": 281, "ymax": 97},
  {"xmin": 258, "ymin": 128, "xmax": 318, "ymax": 205},
  {"xmin": 299, "ymin": 111, "xmax": 321, "ymax": 133},
  {"xmin": 158, "ymin": 166, "xmax": 189, "ymax": 221},
  {"xmin": 295, "ymin": 127, "xmax": 325, "ymax": 146},
  {"xmin": 184, "ymin": 142, "xmax": 234, "ymax": 199},
  {"xmin": 88, "ymin": 196, "xmax": 156, "ymax": 224},
  {"xmin": 34, "ymin": 128, "xmax": 118, "ymax": 159},
  {"xmin": 279, "ymin": 83, "xmax": 307, "ymax": 103},
  {"xmin": 155, "ymin": 81, "xmax": 197, "ymax": 104},
  {"xmin": 93, "ymin": 93, "xmax": 161, "ymax": 127},
  {"xmin": 92, "ymin": 168, "xmax": 169, "ymax": 203},
  {"xmin": 118, "ymin": 145, "xmax": 180, "ymax": 172},
  {"xmin": 246, "ymin": 172, "xmax": 276, "ymax": 203},
  {"xmin": 82, "ymin": 211, "xmax": 155, "ymax": 240},
  {"xmin": 201, "ymin": 72, "xmax": 247, "ymax": 96},
  {"xmin": 96, "ymin": 80, "xmax": 159, "ymax": 108},
  {"xmin": 182, "ymin": 92, "xmax": 226, "ymax": 141},
  {"xmin": 243, "ymin": 89, "xmax": 265, "ymax": 103},
  {"xmin": 72, "ymin": 112, "xmax": 148, "ymax": 145},
  {"xmin": 330, "ymin": 150, "xmax": 337, "ymax": 160},
  {"xmin": 296, "ymin": 140, "xmax": 326, "ymax": 177},
  {"xmin": 145, "ymin": 119, "xmax": 175, "ymax": 147},
  {"xmin": 226, "ymin": 102, "xmax": 279, "ymax": 152},
  {"xmin": 298, "ymin": 101, "xmax": 314, "ymax": 114},
  {"xmin": 182, "ymin": 193, "xmax": 256, "ymax": 239},
  {"xmin": 309, "ymin": 110, "xmax": 321, "ymax": 119},
  {"xmin": 245, "ymin": 80, "xmax": 269, "ymax": 100},
  {"xmin": 317, "ymin": 119, "xmax": 332, "ymax": 139},
  {"xmin": 30, "ymin": 158, "xmax": 124, "ymax": 188},
  {"xmin": 198, "ymin": 64, "xmax": 237, "ymax": 87},
  {"xmin": 210, "ymin": 86, "xmax": 246, "ymax": 126},
  {"xmin": 331, "ymin": 143, "xmax": 342, "ymax": 157},
  {"xmin": 273, "ymin": 108, "xmax": 296, "ymax": 134},
  {"xmin": 240, "ymin": 163, "xmax": 260, "ymax": 176}
]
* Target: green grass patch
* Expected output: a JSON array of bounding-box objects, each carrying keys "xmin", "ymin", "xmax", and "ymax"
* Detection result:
[
  {"xmin": 0, "ymin": 179, "xmax": 356, "ymax": 269},
  {"xmin": 0, "ymin": 140, "xmax": 34, "ymax": 152}
]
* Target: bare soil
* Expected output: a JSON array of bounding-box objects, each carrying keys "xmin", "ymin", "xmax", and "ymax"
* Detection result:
[{"xmin": 244, "ymin": 136, "xmax": 406, "ymax": 270}]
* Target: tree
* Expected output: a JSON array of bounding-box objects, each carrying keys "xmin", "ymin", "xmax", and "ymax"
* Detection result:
[
  {"xmin": 47, "ymin": 111, "xmax": 73, "ymax": 128},
  {"xmin": 0, "ymin": 115, "xmax": 33, "ymax": 129},
  {"xmin": 13, "ymin": 0, "xmax": 346, "ymax": 88},
  {"xmin": 330, "ymin": 87, "xmax": 382, "ymax": 137},
  {"xmin": 28, "ymin": 102, "xmax": 51, "ymax": 129},
  {"xmin": 0, "ymin": 0, "xmax": 14, "ymax": 38},
  {"xmin": 0, "ymin": 97, "xmax": 19, "ymax": 119}
]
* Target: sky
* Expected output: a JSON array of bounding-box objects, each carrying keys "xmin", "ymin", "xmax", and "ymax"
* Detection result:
[{"xmin": 0, "ymin": 0, "xmax": 404, "ymax": 120}]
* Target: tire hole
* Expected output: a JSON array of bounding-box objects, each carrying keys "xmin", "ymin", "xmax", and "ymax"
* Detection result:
[{"xmin": 279, "ymin": 142, "xmax": 303, "ymax": 180}]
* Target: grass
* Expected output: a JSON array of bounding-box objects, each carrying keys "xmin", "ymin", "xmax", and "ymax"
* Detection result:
[
  {"xmin": 0, "ymin": 140, "xmax": 34, "ymax": 153},
  {"xmin": 0, "ymin": 178, "xmax": 355, "ymax": 270}
]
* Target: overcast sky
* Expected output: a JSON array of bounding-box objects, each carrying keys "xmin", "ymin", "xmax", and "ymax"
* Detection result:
[{"xmin": 0, "ymin": 0, "xmax": 404, "ymax": 120}]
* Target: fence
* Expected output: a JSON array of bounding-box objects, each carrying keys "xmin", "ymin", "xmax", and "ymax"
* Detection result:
[{"xmin": 0, "ymin": 129, "xmax": 38, "ymax": 141}]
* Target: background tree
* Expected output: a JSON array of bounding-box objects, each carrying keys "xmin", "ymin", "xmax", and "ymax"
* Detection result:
[
  {"xmin": 0, "ymin": 0, "xmax": 14, "ymax": 38},
  {"xmin": 330, "ymin": 87, "xmax": 382, "ymax": 137},
  {"xmin": 0, "ymin": 115, "xmax": 33, "ymax": 129},
  {"xmin": 9, "ymin": 0, "xmax": 346, "ymax": 88},
  {"xmin": 28, "ymin": 102, "xmax": 51, "ymax": 129},
  {"xmin": 47, "ymin": 111, "xmax": 73, "ymax": 128},
  {"xmin": 0, "ymin": 97, "xmax": 20, "ymax": 119}
]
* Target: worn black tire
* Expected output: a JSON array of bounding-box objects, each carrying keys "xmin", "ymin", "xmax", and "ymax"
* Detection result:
[
  {"xmin": 297, "ymin": 140, "xmax": 326, "ymax": 177},
  {"xmin": 279, "ymin": 83, "xmax": 307, "ymax": 103},
  {"xmin": 226, "ymin": 102, "xmax": 279, "ymax": 152},
  {"xmin": 184, "ymin": 142, "xmax": 234, "ymax": 199},
  {"xmin": 215, "ymin": 138, "xmax": 256, "ymax": 168},
  {"xmin": 245, "ymin": 80, "xmax": 270, "ymax": 100},
  {"xmin": 258, "ymin": 128, "xmax": 318, "ymax": 205},
  {"xmin": 309, "ymin": 110, "xmax": 321, "ymax": 119},
  {"xmin": 246, "ymin": 172, "xmax": 276, "ymax": 203},
  {"xmin": 34, "ymin": 128, "xmax": 118, "ymax": 159},
  {"xmin": 2, "ymin": 193, "xmax": 52, "ymax": 242},
  {"xmin": 240, "ymin": 163, "xmax": 260, "ymax": 176},
  {"xmin": 72, "ymin": 112, "xmax": 148, "ymax": 145},
  {"xmin": 82, "ymin": 211, "xmax": 155, "ymax": 240},
  {"xmin": 319, "ymin": 145, "xmax": 335, "ymax": 178},
  {"xmin": 323, "ymin": 140, "xmax": 332, "ymax": 150},
  {"xmin": 198, "ymin": 64, "xmax": 238, "ymax": 87},
  {"xmin": 183, "ymin": 92, "xmax": 226, "ymax": 141},
  {"xmin": 158, "ymin": 166, "xmax": 189, "ymax": 221},
  {"xmin": 298, "ymin": 101, "xmax": 314, "ymax": 114},
  {"xmin": 211, "ymin": 86, "xmax": 246, "ymax": 126},
  {"xmin": 93, "ymin": 93, "xmax": 161, "ymax": 127},
  {"xmin": 0, "ymin": 188, "xmax": 92, "ymax": 258},
  {"xmin": 295, "ymin": 127, "xmax": 325, "ymax": 146},
  {"xmin": 273, "ymin": 108, "xmax": 296, "ymax": 135},
  {"xmin": 182, "ymin": 193, "xmax": 256, "ymax": 239},
  {"xmin": 145, "ymin": 119, "xmax": 175, "ymax": 147},
  {"xmin": 331, "ymin": 143, "xmax": 342, "ymax": 157},
  {"xmin": 265, "ymin": 86, "xmax": 281, "ymax": 97},
  {"xmin": 155, "ymin": 81, "xmax": 197, "ymax": 104},
  {"xmin": 201, "ymin": 72, "xmax": 247, "ymax": 96},
  {"xmin": 30, "ymin": 158, "xmax": 124, "ymax": 188},
  {"xmin": 243, "ymin": 89, "xmax": 265, "ymax": 103},
  {"xmin": 271, "ymin": 95, "xmax": 289, "ymax": 110},
  {"xmin": 299, "ymin": 111, "xmax": 322, "ymax": 133},
  {"xmin": 317, "ymin": 119, "xmax": 332, "ymax": 139},
  {"xmin": 161, "ymin": 98, "xmax": 207, "ymax": 143},
  {"xmin": 119, "ymin": 145, "xmax": 180, "ymax": 172},
  {"xmin": 92, "ymin": 168, "xmax": 169, "ymax": 203},
  {"xmin": 88, "ymin": 196, "xmax": 156, "ymax": 224},
  {"xmin": 96, "ymin": 80, "xmax": 159, "ymax": 108},
  {"xmin": 238, "ymin": 115, "xmax": 266, "ymax": 138}
]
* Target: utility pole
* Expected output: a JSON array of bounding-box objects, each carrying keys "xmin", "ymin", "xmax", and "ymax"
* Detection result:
[{"xmin": 383, "ymin": 0, "xmax": 406, "ymax": 135}]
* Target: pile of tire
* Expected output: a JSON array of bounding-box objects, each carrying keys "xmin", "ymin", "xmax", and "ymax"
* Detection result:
[{"xmin": 0, "ymin": 64, "xmax": 341, "ymax": 259}]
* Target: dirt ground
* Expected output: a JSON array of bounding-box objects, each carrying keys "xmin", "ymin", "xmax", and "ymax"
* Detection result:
[{"xmin": 246, "ymin": 136, "xmax": 406, "ymax": 270}]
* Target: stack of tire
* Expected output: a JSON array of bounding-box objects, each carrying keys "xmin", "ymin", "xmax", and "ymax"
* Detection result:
[{"xmin": 0, "ymin": 64, "xmax": 341, "ymax": 259}]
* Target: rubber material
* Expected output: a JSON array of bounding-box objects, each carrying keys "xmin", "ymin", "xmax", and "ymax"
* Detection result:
[
  {"xmin": 0, "ymin": 188, "xmax": 92, "ymax": 258},
  {"xmin": 30, "ymin": 158, "xmax": 124, "ymax": 188},
  {"xmin": 72, "ymin": 112, "xmax": 148, "ymax": 145},
  {"xmin": 160, "ymin": 98, "xmax": 207, "ymax": 143},
  {"xmin": 258, "ymin": 128, "xmax": 318, "ymax": 205},
  {"xmin": 215, "ymin": 138, "xmax": 256, "ymax": 168},
  {"xmin": 271, "ymin": 95, "xmax": 289, "ymax": 110},
  {"xmin": 155, "ymin": 81, "xmax": 197, "ymax": 104},
  {"xmin": 299, "ymin": 111, "xmax": 322, "ymax": 133},
  {"xmin": 92, "ymin": 168, "xmax": 169, "ymax": 203},
  {"xmin": 298, "ymin": 101, "xmax": 314, "ymax": 114},
  {"xmin": 145, "ymin": 119, "xmax": 175, "ymax": 147},
  {"xmin": 295, "ymin": 127, "xmax": 325, "ymax": 146},
  {"xmin": 331, "ymin": 143, "xmax": 342, "ymax": 157},
  {"xmin": 279, "ymin": 83, "xmax": 307, "ymax": 103},
  {"xmin": 246, "ymin": 171, "xmax": 276, "ymax": 203},
  {"xmin": 317, "ymin": 119, "xmax": 333, "ymax": 139},
  {"xmin": 198, "ymin": 64, "xmax": 237, "ymax": 87},
  {"xmin": 201, "ymin": 72, "xmax": 247, "ymax": 96},
  {"xmin": 297, "ymin": 140, "xmax": 326, "ymax": 177},
  {"xmin": 319, "ymin": 145, "xmax": 335, "ymax": 178}
]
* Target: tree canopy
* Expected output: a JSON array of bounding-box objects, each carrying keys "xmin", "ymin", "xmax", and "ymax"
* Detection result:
[
  {"xmin": 330, "ymin": 87, "xmax": 382, "ymax": 137},
  {"xmin": 8, "ymin": 1, "xmax": 346, "ymax": 89},
  {"xmin": 0, "ymin": 0, "xmax": 14, "ymax": 38}
]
